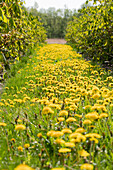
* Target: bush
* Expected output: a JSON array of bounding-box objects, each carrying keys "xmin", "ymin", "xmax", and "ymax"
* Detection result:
[
  {"xmin": 0, "ymin": 0, "xmax": 47, "ymax": 68},
  {"xmin": 65, "ymin": 0, "xmax": 113, "ymax": 65}
]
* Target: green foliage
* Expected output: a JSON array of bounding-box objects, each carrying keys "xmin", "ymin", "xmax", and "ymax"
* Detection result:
[
  {"xmin": 0, "ymin": 0, "xmax": 47, "ymax": 69},
  {"xmin": 28, "ymin": 6, "xmax": 80, "ymax": 38},
  {"xmin": 65, "ymin": 0, "xmax": 113, "ymax": 64}
]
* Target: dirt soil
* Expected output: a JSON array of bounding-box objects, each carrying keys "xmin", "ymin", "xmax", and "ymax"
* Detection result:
[{"xmin": 46, "ymin": 38, "xmax": 67, "ymax": 44}]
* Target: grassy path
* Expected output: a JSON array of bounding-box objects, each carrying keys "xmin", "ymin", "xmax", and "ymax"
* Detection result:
[{"xmin": 0, "ymin": 44, "xmax": 113, "ymax": 170}]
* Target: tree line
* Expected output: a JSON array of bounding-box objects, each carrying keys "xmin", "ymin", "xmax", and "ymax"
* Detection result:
[{"xmin": 26, "ymin": 2, "xmax": 85, "ymax": 38}]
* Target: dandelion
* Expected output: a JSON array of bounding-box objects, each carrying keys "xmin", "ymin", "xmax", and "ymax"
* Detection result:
[
  {"xmin": 79, "ymin": 149, "xmax": 90, "ymax": 157},
  {"xmin": 70, "ymin": 138, "xmax": 78, "ymax": 143},
  {"xmin": 77, "ymin": 135, "xmax": 86, "ymax": 142},
  {"xmin": 66, "ymin": 117, "xmax": 76, "ymax": 123},
  {"xmin": 18, "ymin": 146, "xmax": 23, "ymax": 152},
  {"xmin": 11, "ymin": 138, "xmax": 15, "ymax": 142},
  {"xmin": 109, "ymin": 83, "xmax": 113, "ymax": 87},
  {"xmin": 84, "ymin": 105, "xmax": 91, "ymax": 110},
  {"xmin": 65, "ymin": 142, "xmax": 75, "ymax": 147},
  {"xmin": 17, "ymin": 119, "xmax": 22, "ymax": 123},
  {"xmin": 58, "ymin": 117, "xmax": 65, "ymax": 122},
  {"xmin": 51, "ymin": 168, "xmax": 65, "ymax": 170},
  {"xmin": 15, "ymin": 124, "xmax": 26, "ymax": 131},
  {"xmin": 59, "ymin": 110, "xmax": 68, "ymax": 116},
  {"xmin": 69, "ymin": 132, "xmax": 81, "ymax": 138},
  {"xmin": 75, "ymin": 128, "xmax": 86, "ymax": 133},
  {"xmin": 51, "ymin": 131, "xmax": 64, "ymax": 138},
  {"xmin": 54, "ymin": 139, "xmax": 65, "ymax": 145},
  {"xmin": 69, "ymin": 133, "xmax": 86, "ymax": 142},
  {"xmin": 37, "ymin": 133, "xmax": 43, "ymax": 138},
  {"xmin": 14, "ymin": 164, "xmax": 35, "ymax": 170},
  {"xmin": 0, "ymin": 122, "xmax": 7, "ymax": 127},
  {"xmin": 92, "ymin": 93, "xmax": 100, "ymax": 99},
  {"xmin": 85, "ymin": 133, "xmax": 101, "ymax": 139},
  {"xmin": 24, "ymin": 144, "xmax": 30, "ymax": 149},
  {"xmin": 89, "ymin": 137, "xmax": 98, "ymax": 144},
  {"xmin": 80, "ymin": 163, "xmax": 93, "ymax": 170},
  {"xmin": 110, "ymin": 104, "xmax": 113, "ymax": 107},
  {"xmin": 47, "ymin": 130, "xmax": 55, "ymax": 137},
  {"xmin": 99, "ymin": 113, "xmax": 108, "ymax": 119},
  {"xmin": 75, "ymin": 114, "xmax": 82, "ymax": 118},
  {"xmin": 61, "ymin": 128, "xmax": 72, "ymax": 134},
  {"xmin": 58, "ymin": 148, "xmax": 71, "ymax": 153},
  {"xmin": 42, "ymin": 106, "xmax": 54, "ymax": 114},
  {"xmin": 85, "ymin": 112, "xmax": 99, "ymax": 120},
  {"xmin": 83, "ymin": 119, "xmax": 92, "ymax": 125},
  {"xmin": 5, "ymin": 87, "xmax": 9, "ymax": 90},
  {"xmin": 0, "ymin": 102, "xmax": 4, "ymax": 106}
]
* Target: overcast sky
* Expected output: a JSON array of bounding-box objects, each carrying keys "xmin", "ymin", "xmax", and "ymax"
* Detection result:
[{"xmin": 24, "ymin": 0, "xmax": 87, "ymax": 10}]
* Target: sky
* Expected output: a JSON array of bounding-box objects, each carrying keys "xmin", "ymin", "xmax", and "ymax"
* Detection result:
[{"xmin": 24, "ymin": 0, "xmax": 87, "ymax": 10}]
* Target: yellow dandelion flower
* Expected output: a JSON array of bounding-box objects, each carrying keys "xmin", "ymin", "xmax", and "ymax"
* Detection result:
[
  {"xmin": 42, "ymin": 106, "xmax": 54, "ymax": 114},
  {"xmin": 0, "ymin": 122, "xmax": 7, "ymax": 127},
  {"xmin": 24, "ymin": 144, "xmax": 30, "ymax": 149},
  {"xmin": 54, "ymin": 139, "xmax": 65, "ymax": 145},
  {"xmin": 14, "ymin": 164, "xmax": 35, "ymax": 170},
  {"xmin": 5, "ymin": 87, "xmax": 9, "ymax": 90},
  {"xmin": 73, "ymin": 98, "xmax": 80, "ymax": 103},
  {"xmin": 80, "ymin": 163, "xmax": 93, "ymax": 170},
  {"xmin": 18, "ymin": 146, "xmax": 23, "ymax": 152},
  {"xmin": 52, "ymin": 131, "xmax": 64, "ymax": 138},
  {"xmin": 51, "ymin": 168, "xmax": 65, "ymax": 170},
  {"xmin": 92, "ymin": 86, "xmax": 99, "ymax": 93},
  {"xmin": 88, "ymin": 125, "xmax": 95, "ymax": 129},
  {"xmin": 91, "ymin": 105, "xmax": 99, "ymax": 111},
  {"xmin": 99, "ymin": 113, "xmax": 108, "ymax": 119},
  {"xmin": 85, "ymin": 133, "xmax": 101, "ymax": 138},
  {"xmin": 17, "ymin": 119, "xmax": 22, "ymax": 123},
  {"xmin": 99, "ymin": 105, "xmax": 107, "ymax": 112},
  {"xmin": 37, "ymin": 133, "xmax": 43, "ymax": 138},
  {"xmin": 83, "ymin": 119, "xmax": 92, "ymax": 125},
  {"xmin": 69, "ymin": 132, "xmax": 81, "ymax": 138},
  {"xmin": 47, "ymin": 130, "xmax": 55, "ymax": 137},
  {"xmin": 84, "ymin": 105, "xmax": 91, "ymax": 110},
  {"xmin": 58, "ymin": 148, "xmax": 71, "ymax": 153},
  {"xmin": 79, "ymin": 149, "xmax": 90, "ymax": 157},
  {"xmin": 66, "ymin": 117, "xmax": 76, "ymax": 123},
  {"xmin": 69, "ymin": 138, "xmax": 77, "ymax": 143},
  {"xmin": 70, "ymin": 138, "xmax": 81, "ymax": 143},
  {"xmin": 61, "ymin": 128, "xmax": 72, "ymax": 134},
  {"xmin": 75, "ymin": 128, "xmax": 86, "ymax": 133},
  {"xmin": 75, "ymin": 114, "xmax": 82, "ymax": 118},
  {"xmin": 109, "ymin": 83, "xmax": 113, "ymax": 87},
  {"xmin": 65, "ymin": 142, "xmax": 75, "ymax": 147},
  {"xmin": 0, "ymin": 102, "xmax": 4, "ymax": 106},
  {"xmin": 103, "ymin": 102, "xmax": 109, "ymax": 106},
  {"xmin": 110, "ymin": 104, "xmax": 113, "ymax": 107},
  {"xmin": 58, "ymin": 117, "xmax": 65, "ymax": 122},
  {"xmin": 15, "ymin": 124, "xmax": 26, "ymax": 131},
  {"xmin": 49, "ymin": 104, "xmax": 61, "ymax": 110},
  {"xmin": 85, "ymin": 112, "xmax": 99, "ymax": 120},
  {"xmin": 59, "ymin": 110, "xmax": 68, "ymax": 116},
  {"xmin": 11, "ymin": 138, "xmax": 15, "ymax": 142},
  {"xmin": 69, "ymin": 133, "xmax": 86, "ymax": 142},
  {"xmin": 92, "ymin": 93, "xmax": 100, "ymax": 99},
  {"xmin": 90, "ymin": 137, "xmax": 98, "ymax": 143},
  {"xmin": 77, "ymin": 135, "xmax": 86, "ymax": 142}
]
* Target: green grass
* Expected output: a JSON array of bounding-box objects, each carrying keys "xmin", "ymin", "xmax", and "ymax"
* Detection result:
[{"xmin": 0, "ymin": 44, "xmax": 113, "ymax": 170}]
